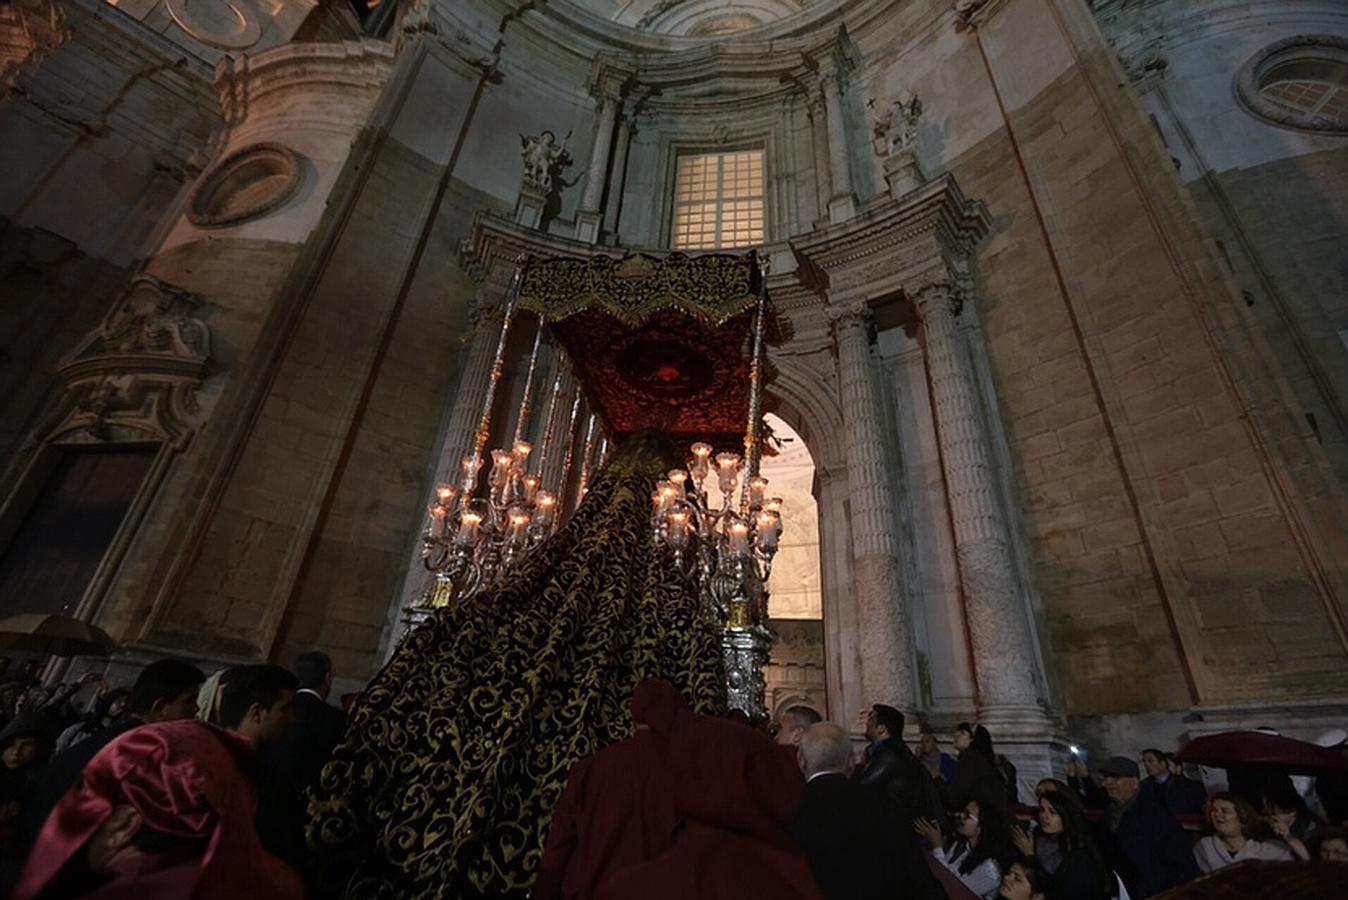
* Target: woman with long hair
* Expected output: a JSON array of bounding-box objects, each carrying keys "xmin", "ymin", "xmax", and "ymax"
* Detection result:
[
  {"xmin": 916, "ymin": 799, "xmax": 1013, "ymax": 899},
  {"xmin": 940, "ymin": 723, "xmax": 1009, "ymax": 816},
  {"xmin": 1193, "ymin": 791, "xmax": 1293, "ymax": 872},
  {"xmin": 1011, "ymin": 789, "xmax": 1111, "ymax": 900}
]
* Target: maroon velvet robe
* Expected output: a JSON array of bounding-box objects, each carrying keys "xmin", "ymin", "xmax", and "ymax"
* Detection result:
[{"xmin": 535, "ymin": 680, "xmax": 826, "ymax": 900}]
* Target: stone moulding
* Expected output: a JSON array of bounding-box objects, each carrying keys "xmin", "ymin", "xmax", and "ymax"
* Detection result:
[
  {"xmin": 186, "ymin": 141, "xmax": 303, "ymax": 228},
  {"xmin": 213, "ymin": 38, "xmax": 396, "ymax": 127},
  {"xmin": 1235, "ymin": 34, "xmax": 1348, "ymax": 136}
]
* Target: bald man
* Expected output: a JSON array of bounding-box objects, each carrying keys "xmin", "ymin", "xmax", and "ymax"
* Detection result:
[{"xmin": 788, "ymin": 723, "xmax": 944, "ymax": 900}]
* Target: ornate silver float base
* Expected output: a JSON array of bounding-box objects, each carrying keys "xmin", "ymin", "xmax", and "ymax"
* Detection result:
[{"xmin": 723, "ymin": 625, "xmax": 773, "ymax": 720}]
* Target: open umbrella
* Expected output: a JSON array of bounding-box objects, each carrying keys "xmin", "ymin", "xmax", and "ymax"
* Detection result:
[
  {"xmin": 0, "ymin": 613, "xmax": 118, "ymax": 658},
  {"xmin": 1174, "ymin": 730, "xmax": 1348, "ymax": 776}
]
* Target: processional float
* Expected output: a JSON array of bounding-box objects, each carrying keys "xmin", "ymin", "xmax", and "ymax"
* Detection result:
[{"xmin": 401, "ymin": 250, "xmax": 785, "ymax": 717}]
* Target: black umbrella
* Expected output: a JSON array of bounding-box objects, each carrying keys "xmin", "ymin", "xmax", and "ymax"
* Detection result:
[{"xmin": 0, "ymin": 613, "xmax": 118, "ymax": 658}]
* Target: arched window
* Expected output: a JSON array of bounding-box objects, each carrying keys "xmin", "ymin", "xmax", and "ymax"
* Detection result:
[{"xmin": 1237, "ymin": 36, "xmax": 1348, "ymax": 134}]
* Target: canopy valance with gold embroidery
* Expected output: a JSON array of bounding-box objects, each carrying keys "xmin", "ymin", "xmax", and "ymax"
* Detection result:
[{"xmin": 516, "ymin": 252, "xmax": 758, "ymax": 326}]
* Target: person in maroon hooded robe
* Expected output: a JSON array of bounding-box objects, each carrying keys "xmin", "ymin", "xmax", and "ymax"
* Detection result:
[
  {"xmin": 534, "ymin": 679, "xmax": 826, "ymax": 900},
  {"xmin": 13, "ymin": 719, "xmax": 302, "ymax": 900}
]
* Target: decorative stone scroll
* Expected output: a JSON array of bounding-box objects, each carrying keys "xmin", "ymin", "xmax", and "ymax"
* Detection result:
[{"xmin": 39, "ymin": 275, "xmax": 213, "ymax": 449}]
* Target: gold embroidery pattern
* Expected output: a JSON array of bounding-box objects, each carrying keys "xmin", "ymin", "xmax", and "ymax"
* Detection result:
[{"xmin": 307, "ymin": 431, "xmax": 726, "ymax": 898}]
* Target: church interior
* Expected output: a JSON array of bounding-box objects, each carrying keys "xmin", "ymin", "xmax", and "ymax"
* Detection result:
[{"xmin": 1, "ymin": 0, "xmax": 1347, "ymax": 895}]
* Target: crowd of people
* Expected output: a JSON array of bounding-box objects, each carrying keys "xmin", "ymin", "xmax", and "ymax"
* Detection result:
[
  {"xmin": 774, "ymin": 704, "xmax": 1348, "ymax": 900},
  {"xmin": 2, "ymin": 653, "xmax": 1346, "ymax": 899},
  {"xmin": 0, "ymin": 651, "xmax": 348, "ymax": 898}
]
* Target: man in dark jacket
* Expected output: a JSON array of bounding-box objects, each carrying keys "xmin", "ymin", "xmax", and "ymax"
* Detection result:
[
  {"xmin": 854, "ymin": 704, "xmax": 945, "ymax": 825},
  {"xmin": 1141, "ymin": 749, "xmax": 1206, "ymax": 817},
  {"xmin": 1099, "ymin": 756, "xmax": 1198, "ymax": 898},
  {"xmin": 791, "ymin": 723, "xmax": 943, "ymax": 900},
  {"xmin": 256, "ymin": 651, "xmax": 347, "ymax": 864}
]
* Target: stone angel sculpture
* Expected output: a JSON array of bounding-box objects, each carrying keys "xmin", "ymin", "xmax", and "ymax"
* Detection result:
[
  {"xmin": 869, "ymin": 91, "xmax": 923, "ymax": 159},
  {"xmin": 520, "ymin": 129, "xmax": 572, "ymax": 192}
]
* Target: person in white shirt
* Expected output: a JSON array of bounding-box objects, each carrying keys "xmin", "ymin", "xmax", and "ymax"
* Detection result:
[
  {"xmin": 915, "ymin": 799, "xmax": 1010, "ymax": 899},
  {"xmin": 1193, "ymin": 791, "xmax": 1293, "ymax": 873}
]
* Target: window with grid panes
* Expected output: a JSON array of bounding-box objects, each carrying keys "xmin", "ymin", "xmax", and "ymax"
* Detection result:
[{"xmin": 671, "ymin": 150, "xmax": 765, "ymax": 250}]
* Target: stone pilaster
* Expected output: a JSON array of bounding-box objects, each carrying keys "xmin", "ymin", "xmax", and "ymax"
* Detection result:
[
  {"xmin": 392, "ymin": 292, "xmax": 500, "ymax": 611},
  {"xmin": 913, "ymin": 278, "xmax": 1047, "ymax": 730},
  {"xmin": 818, "ymin": 61, "xmax": 856, "ymax": 222},
  {"xmin": 830, "ymin": 300, "xmax": 913, "ymax": 710},
  {"xmin": 577, "ymin": 63, "xmax": 630, "ymax": 243},
  {"xmin": 602, "ymin": 110, "xmax": 633, "ymax": 237}
]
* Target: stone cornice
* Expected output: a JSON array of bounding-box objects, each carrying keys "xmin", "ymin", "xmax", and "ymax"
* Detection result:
[
  {"xmin": 214, "ymin": 39, "xmax": 396, "ymax": 127},
  {"xmin": 789, "ymin": 173, "xmax": 990, "ymax": 307}
]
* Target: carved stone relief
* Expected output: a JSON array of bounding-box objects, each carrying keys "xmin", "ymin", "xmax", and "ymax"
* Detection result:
[{"xmin": 38, "ymin": 275, "xmax": 214, "ymax": 449}]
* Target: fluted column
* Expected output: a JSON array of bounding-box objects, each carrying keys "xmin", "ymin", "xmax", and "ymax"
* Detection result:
[
  {"xmin": 830, "ymin": 300, "xmax": 913, "ymax": 710},
  {"xmin": 818, "ymin": 62, "xmax": 856, "ymax": 222},
  {"xmin": 914, "ymin": 280, "xmax": 1042, "ymax": 719},
  {"xmin": 392, "ymin": 292, "xmax": 501, "ymax": 613}
]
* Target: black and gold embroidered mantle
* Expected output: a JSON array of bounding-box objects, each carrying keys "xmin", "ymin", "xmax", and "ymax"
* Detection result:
[{"xmin": 306, "ymin": 431, "xmax": 726, "ymax": 898}]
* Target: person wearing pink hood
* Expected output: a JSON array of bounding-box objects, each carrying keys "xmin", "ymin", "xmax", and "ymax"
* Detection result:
[{"xmin": 13, "ymin": 718, "xmax": 303, "ymax": 900}]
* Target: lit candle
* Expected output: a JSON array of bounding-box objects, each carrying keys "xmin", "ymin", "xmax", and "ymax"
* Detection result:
[
  {"xmin": 756, "ymin": 511, "xmax": 780, "ymax": 551},
  {"xmin": 668, "ymin": 510, "xmax": 690, "ymax": 548},
  {"xmin": 456, "ymin": 510, "xmax": 482, "ymax": 546},
  {"xmin": 535, "ymin": 490, "xmax": 556, "ymax": 524},
  {"xmin": 729, "ymin": 520, "xmax": 750, "ymax": 557},
  {"xmin": 668, "ymin": 469, "xmax": 688, "ymax": 498},
  {"xmin": 689, "ymin": 443, "xmax": 712, "ymax": 480},
  {"xmin": 435, "ymin": 483, "xmax": 456, "ymax": 504},
  {"xmin": 654, "ymin": 480, "xmax": 677, "ymax": 512},
  {"xmin": 521, "ymin": 474, "xmax": 540, "ymax": 501},
  {"xmin": 765, "ymin": 496, "xmax": 783, "ymax": 513},
  {"xmin": 512, "ymin": 440, "xmax": 533, "ymax": 465},
  {"xmin": 428, "ymin": 503, "xmax": 448, "ymax": 538},
  {"xmin": 489, "ymin": 449, "xmax": 514, "ymax": 490},
  {"xmin": 715, "ymin": 452, "xmax": 741, "ymax": 497},
  {"xmin": 509, "ymin": 509, "xmax": 531, "ymax": 543},
  {"xmin": 748, "ymin": 476, "xmax": 768, "ymax": 507}
]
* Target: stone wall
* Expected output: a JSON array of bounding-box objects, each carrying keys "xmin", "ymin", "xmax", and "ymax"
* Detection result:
[{"xmin": 2, "ymin": 0, "xmax": 1345, "ymax": 739}]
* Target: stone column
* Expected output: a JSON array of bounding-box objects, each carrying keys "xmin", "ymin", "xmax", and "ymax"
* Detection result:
[
  {"xmin": 391, "ymin": 293, "xmax": 501, "ymax": 614},
  {"xmin": 602, "ymin": 110, "xmax": 633, "ymax": 237},
  {"xmin": 818, "ymin": 63, "xmax": 857, "ymax": 222},
  {"xmin": 830, "ymin": 300, "xmax": 913, "ymax": 711},
  {"xmin": 576, "ymin": 66, "xmax": 628, "ymax": 243},
  {"xmin": 913, "ymin": 279, "xmax": 1045, "ymax": 727}
]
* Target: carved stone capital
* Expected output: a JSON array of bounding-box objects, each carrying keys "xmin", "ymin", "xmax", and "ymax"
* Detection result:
[
  {"xmin": 588, "ymin": 58, "xmax": 635, "ymax": 105},
  {"xmin": 823, "ymin": 298, "xmax": 871, "ymax": 329}
]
